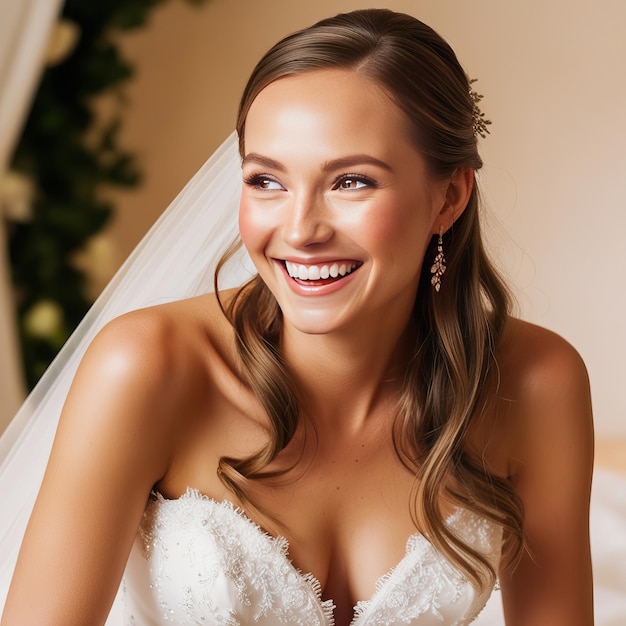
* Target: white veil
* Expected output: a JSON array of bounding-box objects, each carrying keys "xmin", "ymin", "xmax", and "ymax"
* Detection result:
[{"xmin": 0, "ymin": 131, "xmax": 253, "ymax": 614}]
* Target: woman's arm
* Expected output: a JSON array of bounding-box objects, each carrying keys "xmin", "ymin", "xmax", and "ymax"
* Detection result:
[
  {"xmin": 500, "ymin": 326, "xmax": 594, "ymax": 625},
  {"xmin": 1, "ymin": 310, "xmax": 199, "ymax": 625}
]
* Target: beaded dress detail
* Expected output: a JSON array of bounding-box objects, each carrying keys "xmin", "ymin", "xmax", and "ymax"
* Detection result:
[{"xmin": 122, "ymin": 489, "xmax": 502, "ymax": 625}]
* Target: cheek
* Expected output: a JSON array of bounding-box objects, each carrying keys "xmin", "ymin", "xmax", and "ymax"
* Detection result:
[
  {"xmin": 238, "ymin": 198, "xmax": 269, "ymax": 255},
  {"xmin": 360, "ymin": 198, "xmax": 436, "ymax": 284},
  {"xmin": 361, "ymin": 200, "xmax": 430, "ymax": 256}
]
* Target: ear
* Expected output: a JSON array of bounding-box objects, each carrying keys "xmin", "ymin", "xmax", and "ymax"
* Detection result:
[{"xmin": 431, "ymin": 167, "xmax": 474, "ymax": 236}]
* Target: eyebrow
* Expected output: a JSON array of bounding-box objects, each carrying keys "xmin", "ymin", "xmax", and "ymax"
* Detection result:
[
  {"xmin": 242, "ymin": 153, "xmax": 286, "ymax": 171},
  {"xmin": 242, "ymin": 153, "xmax": 393, "ymax": 173},
  {"xmin": 322, "ymin": 155, "xmax": 393, "ymax": 172}
]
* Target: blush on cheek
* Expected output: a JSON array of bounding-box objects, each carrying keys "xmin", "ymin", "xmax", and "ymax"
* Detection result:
[
  {"xmin": 359, "ymin": 204, "xmax": 415, "ymax": 245},
  {"xmin": 238, "ymin": 199, "xmax": 275, "ymax": 260},
  {"xmin": 238, "ymin": 201, "xmax": 257, "ymax": 250}
]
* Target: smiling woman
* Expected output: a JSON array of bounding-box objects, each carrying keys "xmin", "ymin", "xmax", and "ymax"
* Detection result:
[
  {"xmin": 0, "ymin": 8, "xmax": 593, "ymax": 626},
  {"xmin": 238, "ymin": 69, "xmax": 460, "ymax": 336}
]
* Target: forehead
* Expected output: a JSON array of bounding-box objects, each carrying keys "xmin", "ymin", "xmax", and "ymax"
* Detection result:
[{"xmin": 244, "ymin": 69, "xmax": 415, "ymax": 157}]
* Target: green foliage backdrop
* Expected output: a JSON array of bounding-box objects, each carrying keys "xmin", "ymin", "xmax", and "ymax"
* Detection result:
[{"xmin": 7, "ymin": 0, "xmax": 206, "ymax": 387}]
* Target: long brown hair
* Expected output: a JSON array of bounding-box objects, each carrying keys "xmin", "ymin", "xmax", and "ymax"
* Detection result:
[{"xmin": 216, "ymin": 8, "xmax": 523, "ymax": 590}]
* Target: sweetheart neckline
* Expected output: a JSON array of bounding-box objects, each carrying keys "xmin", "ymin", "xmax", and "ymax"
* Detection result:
[{"xmin": 147, "ymin": 486, "xmax": 485, "ymax": 625}]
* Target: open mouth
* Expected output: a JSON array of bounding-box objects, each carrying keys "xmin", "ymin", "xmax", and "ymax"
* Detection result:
[{"xmin": 283, "ymin": 260, "xmax": 361, "ymax": 283}]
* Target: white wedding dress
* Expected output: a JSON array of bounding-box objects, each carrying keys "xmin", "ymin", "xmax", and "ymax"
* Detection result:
[{"xmin": 122, "ymin": 489, "xmax": 501, "ymax": 625}]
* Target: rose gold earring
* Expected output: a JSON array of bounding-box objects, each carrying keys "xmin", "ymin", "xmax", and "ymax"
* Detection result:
[{"xmin": 430, "ymin": 227, "xmax": 446, "ymax": 292}]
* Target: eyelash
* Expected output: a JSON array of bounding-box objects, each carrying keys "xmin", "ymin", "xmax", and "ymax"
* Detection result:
[
  {"xmin": 243, "ymin": 174, "xmax": 282, "ymax": 190},
  {"xmin": 332, "ymin": 173, "xmax": 377, "ymax": 190},
  {"xmin": 242, "ymin": 172, "xmax": 378, "ymax": 191}
]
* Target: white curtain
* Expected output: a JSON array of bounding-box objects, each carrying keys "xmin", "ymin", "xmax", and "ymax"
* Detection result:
[{"xmin": 0, "ymin": 0, "xmax": 64, "ymax": 433}]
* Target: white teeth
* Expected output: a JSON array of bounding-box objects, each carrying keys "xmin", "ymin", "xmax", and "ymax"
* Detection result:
[{"xmin": 284, "ymin": 261, "xmax": 358, "ymax": 281}]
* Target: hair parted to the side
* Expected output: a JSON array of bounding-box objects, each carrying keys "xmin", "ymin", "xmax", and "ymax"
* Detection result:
[{"xmin": 215, "ymin": 8, "xmax": 524, "ymax": 591}]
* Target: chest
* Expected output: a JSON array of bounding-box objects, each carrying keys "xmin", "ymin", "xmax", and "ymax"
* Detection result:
[
  {"xmin": 167, "ymin": 409, "xmax": 422, "ymax": 597},
  {"xmin": 124, "ymin": 490, "xmax": 501, "ymax": 626},
  {"xmin": 155, "ymin": 379, "xmax": 504, "ymax": 624},
  {"xmin": 157, "ymin": 429, "xmax": 491, "ymax": 626},
  {"xmin": 254, "ymin": 445, "xmax": 421, "ymax": 616}
]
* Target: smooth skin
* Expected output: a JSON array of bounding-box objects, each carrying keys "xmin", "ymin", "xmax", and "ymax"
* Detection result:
[{"xmin": 2, "ymin": 70, "xmax": 593, "ymax": 626}]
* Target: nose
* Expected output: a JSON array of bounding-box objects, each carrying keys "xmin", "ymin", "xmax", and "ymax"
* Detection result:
[{"xmin": 281, "ymin": 193, "xmax": 333, "ymax": 248}]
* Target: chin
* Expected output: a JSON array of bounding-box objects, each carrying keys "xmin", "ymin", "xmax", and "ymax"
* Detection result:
[
  {"xmin": 277, "ymin": 302, "xmax": 352, "ymax": 336},
  {"xmin": 281, "ymin": 313, "xmax": 342, "ymax": 336}
]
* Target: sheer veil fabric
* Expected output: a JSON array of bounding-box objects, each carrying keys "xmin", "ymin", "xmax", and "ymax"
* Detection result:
[{"xmin": 0, "ymin": 132, "xmax": 252, "ymax": 615}]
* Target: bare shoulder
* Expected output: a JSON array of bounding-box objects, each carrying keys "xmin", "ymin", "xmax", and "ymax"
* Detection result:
[
  {"xmin": 493, "ymin": 315, "xmax": 594, "ymax": 483},
  {"xmin": 498, "ymin": 317, "xmax": 589, "ymax": 391},
  {"xmin": 475, "ymin": 317, "xmax": 593, "ymax": 481},
  {"xmin": 1, "ymin": 293, "xmax": 240, "ymax": 624},
  {"xmin": 492, "ymin": 323, "xmax": 594, "ymax": 623},
  {"xmin": 85, "ymin": 297, "xmax": 209, "ymax": 396},
  {"xmin": 68, "ymin": 292, "xmax": 239, "ymax": 448},
  {"xmin": 87, "ymin": 291, "xmax": 235, "ymax": 380}
]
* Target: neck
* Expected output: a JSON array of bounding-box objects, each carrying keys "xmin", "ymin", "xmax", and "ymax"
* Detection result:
[{"xmin": 281, "ymin": 316, "xmax": 415, "ymax": 434}]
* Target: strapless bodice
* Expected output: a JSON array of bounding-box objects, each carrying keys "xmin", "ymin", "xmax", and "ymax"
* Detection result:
[{"xmin": 122, "ymin": 489, "xmax": 502, "ymax": 625}]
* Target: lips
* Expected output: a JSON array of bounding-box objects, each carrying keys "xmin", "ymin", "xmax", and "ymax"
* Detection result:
[{"xmin": 284, "ymin": 260, "xmax": 360, "ymax": 281}]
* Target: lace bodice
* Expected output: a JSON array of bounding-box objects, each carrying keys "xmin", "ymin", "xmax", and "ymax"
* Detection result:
[{"xmin": 122, "ymin": 489, "xmax": 502, "ymax": 625}]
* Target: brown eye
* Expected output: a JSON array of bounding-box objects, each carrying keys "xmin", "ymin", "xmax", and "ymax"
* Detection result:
[
  {"xmin": 243, "ymin": 174, "xmax": 284, "ymax": 191},
  {"xmin": 333, "ymin": 174, "xmax": 375, "ymax": 191},
  {"xmin": 257, "ymin": 177, "xmax": 283, "ymax": 190}
]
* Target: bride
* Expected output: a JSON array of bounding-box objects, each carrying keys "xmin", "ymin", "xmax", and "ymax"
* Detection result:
[{"xmin": 0, "ymin": 9, "xmax": 593, "ymax": 625}]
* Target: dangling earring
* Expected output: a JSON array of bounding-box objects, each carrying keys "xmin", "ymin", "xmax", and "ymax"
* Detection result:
[{"xmin": 430, "ymin": 227, "xmax": 446, "ymax": 292}]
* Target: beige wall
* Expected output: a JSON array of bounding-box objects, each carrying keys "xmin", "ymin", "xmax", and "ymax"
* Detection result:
[{"xmin": 108, "ymin": 0, "xmax": 626, "ymax": 438}]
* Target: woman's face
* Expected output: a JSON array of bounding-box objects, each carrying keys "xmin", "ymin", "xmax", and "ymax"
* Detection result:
[{"xmin": 239, "ymin": 69, "xmax": 451, "ymax": 336}]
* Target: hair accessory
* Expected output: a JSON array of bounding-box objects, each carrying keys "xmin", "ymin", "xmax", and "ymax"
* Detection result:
[
  {"xmin": 430, "ymin": 228, "xmax": 446, "ymax": 292},
  {"xmin": 469, "ymin": 78, "xmax": 491, "ymax": 138}
]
